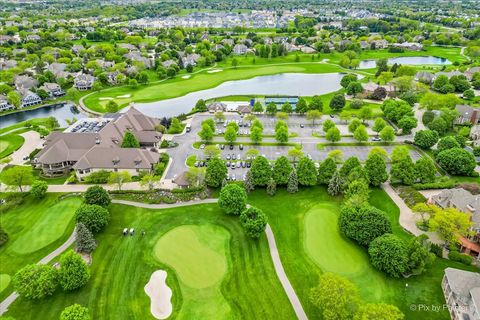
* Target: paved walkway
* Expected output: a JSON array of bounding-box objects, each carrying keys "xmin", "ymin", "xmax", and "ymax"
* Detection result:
[
  {"xmin": 10, "ymin": 131, "xmax": 43, "ymax": 165},
  {"xmin": 0, "ymin": 228, "xmax": 77, "ymax": 315},
  {"xmin": 382, "ymin": 183, "xmax": 442, "ymax": 244},
  {"xmin": 112, "ymin": 199, "xmax": 308, "ymax": 319}
]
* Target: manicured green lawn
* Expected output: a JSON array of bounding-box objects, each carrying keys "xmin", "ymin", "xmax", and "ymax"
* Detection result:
[
  {"xmin": 5, "ymin": 203, "xmax": 295, "ymax": 320},
  {"xmin": 0, "ymin": 194, "xmax": 82, "ymax": 300},
  {"xmin": 0, "ymin": 134, "xmax": 25, "ymax": 159},
  {"xmin": 248, "ymin": 186, "xmax": 478, "ymax": 319},
  {"xmin": 155, "ymin": 225, "xmax": 231, "ymax": 319}
]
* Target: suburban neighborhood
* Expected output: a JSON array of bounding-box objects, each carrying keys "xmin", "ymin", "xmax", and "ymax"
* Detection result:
[{"xmin": 0, "ymin": 0, "xmax": 479, "ymax": 320}]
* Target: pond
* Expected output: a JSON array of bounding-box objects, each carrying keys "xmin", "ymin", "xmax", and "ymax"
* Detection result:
[
  {"xmin": 0, "ymin": 103, "xmax": 85, "ymax": 129},
  {"xmin": 135, "ymin": 73, "xmax": 351, "ymax": 118},
  {"xmin": 358, "ymin": 56, "xmax": 451, "ymax": 69}
]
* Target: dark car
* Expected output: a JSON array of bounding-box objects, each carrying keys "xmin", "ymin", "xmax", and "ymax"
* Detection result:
[
  {"xmin": 246, "ymin": 162, "xmax": 251, "ymax": 168},
  {"xmin": 226, "ymin": 161, "xmax": 231, "ymax": 167},
  {"xmin": 194, "ymin": 161, "xmax": 199, "ymax": 167},
  {"xmin": 300, "ymin": 124, "xmax": 304, "ymax": 128},
  {"xmin": 330, "ymin": 114, "xmax": 334, "ymax": 118},
  {"xmin": 239, "ymin": 144, "xmax": 244, "ymax": 150},
  {"xmin": 220, "ymin": 144, "xmax": 225, "ymax": 150},
  {"xmin": 229, "ymin": 144, "xmax": 234, "ymax": 150}
]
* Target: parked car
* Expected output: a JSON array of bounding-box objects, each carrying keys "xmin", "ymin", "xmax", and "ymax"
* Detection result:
[
  {"xmin": 372, "ymin": 137, "xmax": 382, "ymax": 141},
  {"xmin": 239, "ymin": 144, "xmax": 244, "ymax": 150},
  {"xmin": 194, "ymin": 161, "xmax": 199, "ymax": 167},
  {"xmin": 237, "ymin": 154, "xmax": 241, "ymax": 160},
  {"xmin": 330, "ymin": 114, "xmax": 335, "ymax": 118},
  {"xmin": 200, "ymin": 144, "xmax": 205, "ymax": 149},
  {"xmin": 226, "ymin": 154, "xmax": 231, "ymax": 160},
  {"xmin": 300, "ymin": 124, "xmax": 304, "ymax": 128},
  {"xmin": 220, "ymin": 144, "xmax": 225, "ymax": 150},
  {"xmin": 237, "ymin": 162, "xmax": 242, "ymax": 168},
  {"xmin": 226, "ymin": 161, "xmax": 231, "ymax": 167},
  {"xmin": 229, "ymin": 144, "xmax": 234, "ymax": 150},
  {"xmin": 246, "ymin": 162, "xmax": 251, "ymax": 168},
  {"xmin": 232, "ymin": 154, "xmax": 237, "ymax": 160}
]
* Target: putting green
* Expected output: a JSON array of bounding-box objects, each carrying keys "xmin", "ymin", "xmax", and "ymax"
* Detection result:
[
  {"xmin": 9, "ymin": 197, "xmax": 82, "ymax": 255},
  {"xmin": 154, "ymin": 225, "xmax": 228, "ymax": 288},
  {"xmin": 154, "ymin": 224, "xmax": 231, "ymax": 319},
  {"xmin": 0, "ymin": 274, "xmax": 11, "ymax": 293}
]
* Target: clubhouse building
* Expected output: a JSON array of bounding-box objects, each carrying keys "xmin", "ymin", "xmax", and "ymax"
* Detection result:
[{"xmin": 33, "ymin": 106, "xmax": 162, "ymax": 180}]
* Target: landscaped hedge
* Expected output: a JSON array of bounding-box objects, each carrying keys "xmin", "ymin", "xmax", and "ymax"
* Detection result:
[
  {"xmin": 430, "ymin": 243, "xmax": 443, "ymax": 257},
  {"xmin": 412, "ymin": 181, "xmax": 455, "ymax": 190},
  {"xmin": 448, "ymin": 250, "xmax": 473, "ymax": 265},
  {"xmin": 396, "ymin": 186, "xmax": 427, "ymax": 208}
]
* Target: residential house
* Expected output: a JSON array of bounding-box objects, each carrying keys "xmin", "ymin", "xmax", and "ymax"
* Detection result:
[
  {"xmin": 207, "ymin": 102, "xmax": 226, "ymax": 113},
  {"xmin": 233, "ymin": 44, "xmax": 248, "ymax": 55},
  {"xmin": 34, "ymin": 106, "xmax": 162, "ymax": 178},
  {"xmin": 299, "ymin": 45, "xmax": 317, "ymax": 54},
  {"xmin": 435, "ymin": 70, "xmax": 463, "ymax": 79},
  {"xmin": 471, "ymin": 125, "xmax": 480, "ymax": 147},
  {"xmin": 26, "ymin": 34, "xmax": 41, "ymax": 41},
  {"xmin": 14, "ymin": 75, "xmax": 38, "ymax": 90},
  {"xmin": 47, "ymin": 63, "xmax": 68, "ymax": 78},
  {"xmin": 181, "ymin": 54, "xmax": 201, "ymax": 67},
  {"xmin": 161, "ymin": 60, "xmax": 177, "ymax": 69},
  {"xmin": 391, "ymin": 42, "xmax": 423, "ymax": 51},
  {"xmin": 74, "ymin": 74, "xmax": 95, "ymax": 91},
  {"xmin": 237, "ymin": 105, "xmax": 252, "ymax": 114},
  {"xmin": 118, "ymin": 43, "xmax": 137, "ymax": 51},
  {"xmin": 39, "ymin": 83, "xmax": 65, "ymax": 98},
  {"xmin": 0, "ymin": 59, "xmax": 17, "ymax": 70},
  {"xmin": 105, "ymin": 71, "xmax": 121, "ymax": 85},
  {"xmin": 362, "ymin": 82, "xmax": 395, "ymax": 96},
  {"xmin": 71, "ymin": 44, "xmax": 84, "ymax": 55},
  {"xmin": 123, "ymin": 52, "xmax": 153, "ymax": 68},
  {"xmin": 18, "ymin": 89, "xmax": 42, "ymax": 108},
  {"xmin": 0, "ymin": 95, "xmax": 14, "ymax": 112},
  {"xmin": 95, "ymin": 59, "xmax": 115, "ymax": 70},
  {"xmin": 442, "ymin": 268, "xmax": 480, "ymax": 320},
  {"xmin": 415, "ymin": 71, "xmax": 435, "ymax": 84},
  {"xmin": 359, "ymin": 41, "xmax": 369, "ymax": 50},
  {"xmin": 222, "ymin": 38, "xmax": 234, "ymax": 46},
  {"xmin": 372, "ymin": 39, "xmax": 388, "ymax": 49},
  {"xmin": 455, "ymin": 105, "xmax": 480, "ymax": 125},
  {"xmin": 212, "ymin": 44, "xmax": 224, "ymax": 51},
  {"xmin": 430, "ymin": 188, "xmax": 480, "ymax": 259}
]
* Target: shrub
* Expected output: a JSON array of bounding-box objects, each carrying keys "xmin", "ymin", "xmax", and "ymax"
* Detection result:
[
  {"xmin": 75, "ymin": 223, "xmax": 97, "ymax": 254},
  {"xmin": 13, "ymin": 264, "xmax": 58, "ymax": 299},
  {"xmin": 436, "ymin": 148, "xmax": 476, "ymax": 176},
  {"xmin": 448, "ymin": 250, "xmax": 473, "ymax": 265},
  {"xmin": 339, "ymin": 205, "xmax": 392, "ymax": 246},
  {"xmin": 84, "ymin": 186, "xmax": 110, "ymax": 207},
  {"xmin": 59, "ymin": 250, "xmax": 90, "ymax": 291},
  {"xmin": 240, "ymin": 206, "xmax": 268, "ymax": 238},
  {"xmin": 83, "ymin": 170, "xmax": 110, "ymax": 184},
  {"xmin": 75, "ymin": 204, "xmax": 110, "ymax": 233}
]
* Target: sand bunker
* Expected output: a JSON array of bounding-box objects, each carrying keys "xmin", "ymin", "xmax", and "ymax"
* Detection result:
[
  {"xmin": 116, "ymin": 94, "xmax": 131, "ymax": 98},
  {"xmin": 182, "ymin": 75, "xmax": 191, "ymax": 79},
  {"xmin": 145, "ymin": 270, "xmax": 173, "ymax": 319},
  {"xmin": 207, "ymin": 69, "xmax": 223, "ymax": 73},
  {"xmin": 99, "ymin": 97, "xmax": 113, "ymax": 100}
]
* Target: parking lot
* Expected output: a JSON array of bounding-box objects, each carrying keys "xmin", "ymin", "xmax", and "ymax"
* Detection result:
[{"xmin": 163, "ymin": 113, "xmax": 420, "ymax": 182}]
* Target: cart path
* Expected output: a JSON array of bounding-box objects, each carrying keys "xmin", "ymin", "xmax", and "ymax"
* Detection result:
[
  {"xmin": 0, "ymin": 228, "xmax": 77, "ymax": 315},
  {"xmin": 112, "ymin": 198, "xmax": 308, "ymax": 319}
]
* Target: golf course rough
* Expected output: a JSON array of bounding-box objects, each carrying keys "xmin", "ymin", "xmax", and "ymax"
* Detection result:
[{"xmin": 154, "ymin": 224, "xmax": 232, "ymax": 319}]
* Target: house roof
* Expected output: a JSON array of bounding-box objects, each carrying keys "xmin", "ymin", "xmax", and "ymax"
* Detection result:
[
  {"xmin": 444, "ymin": 268, "xmax": 480, "ymax": 302},
  {"xmin": 173, "ymin": 171, "xmax": 190, "ymax": 187},
  {"xmin": 73, "ymin": 147, "xmax": 159, "ymax": 170}
]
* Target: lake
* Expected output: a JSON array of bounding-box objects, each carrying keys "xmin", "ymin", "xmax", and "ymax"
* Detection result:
[
  {"xmin": 135, "ymin": 73, "xmax": 350, "ymax": 118},
  {"xmin": 358, "ymin": 56, "xmax": 451, "ymax": 69},
  {"xmin": 0, "ymin": 103, "xmax": 85, "ymax": 129},
  {"xmin": 0, "ymin": 72, "xmax": 351, "ymax": 126}
]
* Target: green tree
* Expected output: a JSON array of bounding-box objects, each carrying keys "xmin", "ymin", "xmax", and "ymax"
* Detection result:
[
  {"xmin": 353, "ymin": 125, "xmax": 368, "ymax": 142},
  {"xmin": 346, "ymin": 81, "xmax": 363, "ymax": 97},
  {"xmin": 7, "ymin": 91, "xmax": 21, "ymax": 109},
  {"xmin": 308, "ymin": 95, "xmax": 323, "ymax": 111},
  {"xmin": 326, "ymin": 126, "xmax": 341, "ymax": 143},
  {"xmin": 273, "ymin": 156, "xmax": 293, "ymax": 185},
  {"xmin": 202, "ymin": 118, "xmax": 216, "ymax": 132},
  {"xmin": 266, "ymin": 177, "xmax": 277, "ymax": 196},
  {"xmin": 250, "ymin": 156, "xmax": 271, "ymax": 186},
  {"xmin": 436, "ymin": 136, "xmax": 460, "ymax": 153},
  {"xmin": 13, "ymin": 264, "xmax": 58, "ymax": 299},
  {"xmin": 390, "ymin": 156, "xmax": 416, "ymax": 185},
  {"xmin": 60, "ymin": 304, "xmax": 90, "ymax": 320},
  {"xmin": 224, "ymin": 126, "xmax": 237, "ymax": 143},
  {"xmin": 1, "ymin": 166, "xmax": 34, "ymax": 192},
  {"xmin": 281, "ymin": 102, "xmax": 293, "ymax": 113},
  {"xmin": 328, "ymin": 171, "xmax": 343, "ymax": 196},
  {"xmin": 240, "ymin": 206, "xmax": 268, "ymax": 238},
  {"xmin": 275, "ymin": 124, "xmax": 289, "ymax": 143},
  {"xmin": 75, "ymin": 204, "xmax": 110, "ymax": 233},
  {"xmin": 397, "ymin": 116, "xmax": 417, "ymax": 134},
  {"xmin": 368, "ymin": 234, "xmax": 408, "ymax": 277},
  {"xmin": 317, "ymin": 158, "xmax": 337, "ymax": 185},
  {"xmin": 414, "ymin": 157, "xmax": 436, "ymax": 183},
  {"xmin": 75, "ymin": 223, "xmax": 97, "ymax": 254},
  {"xmin": 195, "ymin": 99, "xmax": 207, "ymax": 112},
  {"xmin": 266, "ymin": 102, "xmax": 277, "ymax": 115},
  {"xmin": 414, "ymin": 130, "xmax": 439, "ymax": 150},
  {"xmin": 218, "ymin": 184, "xmax": 247, "ymax": 215},
  {"xmin": 288, "ymin": 146, "xmax": 304, "ymax": 163},
  {"xmin": 121, "ymin": 131, "xmax": 140, "ymax": 148},
  {"xmin": 84, "ymin": 186, "xmax": 110, "ymax": 207},
  {"xmin": 406, "ymin": 235, "xmax": 435, "ymax": 275},
  {"xmin": 310, "ymin": 273, "xmax": 360, "ymax": 320},
  {"xmin": 372, "ymin": 117, "xmax": 386, "ymax": 134},
  {"xmin": 297, "ymin": 157, "xmax": 317, "ymax": 186},
  {"xmin": 105, "ymin": 101, "xmax": 118, "ymax": 113},
  {"xmin": 306, "ymin": 109, "xmax": 322, "ymax": 126},
  {"xmin": 250, "ymin": 126, "xmax": 263, "ymax": 144},
  {"xmin": 140, "ymin": 174, "xmax": 160, "ymax": 191},
  {"xmin": 348, "ymin": 118, "xmax": 362, "ymax": 133},
  {"xmin": 391, "ymin": 146, "xmax": 410, "ymax": 163},
  {"xmin": 108, "ymin": 171, "xmax": 132, "ymax": 191},
  {"xmin": 295, "ymin": 98, "xmax": 308, "ymax": 114},
  {"xmin": 358, "ymin": 106, "xmax": 372, "ymax": 123},
  {"xmin": 205, "ymin": 158, "xmax": 227, "ymax": 188},
  {"xmin": 244, "ymin": 170, "xmax": 254, "ymax": 193},
  {"xmin": 287, "ymin": 170, "xmax": 299, "ymax": 193},
  {"xmin": 322, "ymin": 119, "xmax": 335, "ymax": 133},
  {"xmin": 329, "ymin": 93, "xmax": 346, "ymax": 111},
  {"xmin": 252, "ymin": 101, "xmax": 263, "ymax": 112},
  {"xmin": 204, "ymin": 145, "xmax": 221, "ymax": 159},
  {"xmin": 168, "ymin": 118, "xmax": 184, "ymax": 133},
  {"xmin": 436, "ymin": 148, "xmax": 476, "ymax": 176},
  {"xmin": 30, "ymin": 180, "xmax": 48, "ymax": 199},
  {"xmin": 198, "ymin": 123, "xmax": 214, "ymax": 142},
  {"xmin": 340, "ymin": 73, "xmax": 358, "ymax": 88},
  {"xmin": 379, "ymin": 125, "xmax": 395, "ymax": 142},
  {"xmin": 429, "ymin": 206, "xmax": 473, "ymax": 244},
  {"xmin": 339, "ymin": 157, "xmax": 361, "ymax": 179},
  {"xmin": 339, "ymin": 205, "xmax": 392, "ymax": 246},
  {"xmin": 365, "ymin": 154, "xmax": 388, "ymax": 186},
  {"xmin": 59, "ymin": 250, "xmax": 90, "ymax": 291},
  {"xmin": 354, "ymin": 303, "xmax": 404, "ymax": 320},
  {"xmin": 344, "ymin": 180, "xmax": 370, "ymax": 205}
]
